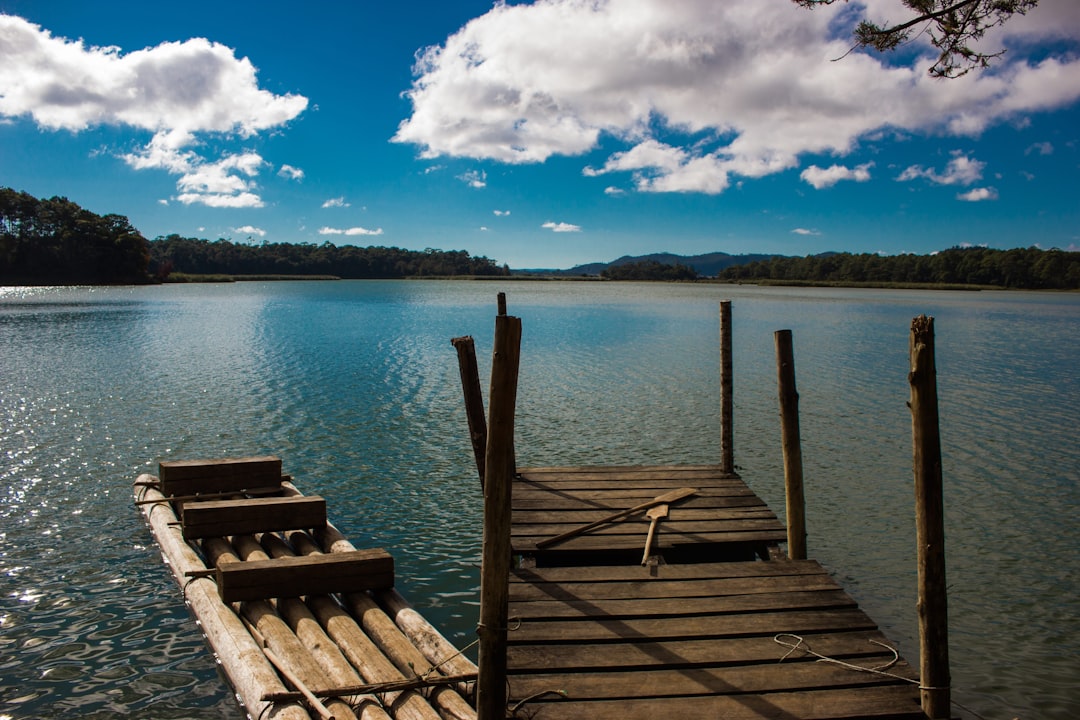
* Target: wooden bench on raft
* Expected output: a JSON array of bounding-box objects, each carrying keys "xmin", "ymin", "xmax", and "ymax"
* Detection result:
[{"xmin": 159, "ymin": 455, "xmax": 395, "ymax": 604}]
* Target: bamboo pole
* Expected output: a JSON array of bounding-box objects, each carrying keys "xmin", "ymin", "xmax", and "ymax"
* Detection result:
[
  {"xmin": 774, "ymin": 330, "xmax": 806, "ymax": 561},
  {"xmin": 720, "ymin": 300, "xmax": 735, "ymax": 474},
  {"xmin": 909, "ymin": 315, "xmax": 951, "ymax": 718},
  {"xmin": 477, "ymin": 313, "xmax": 522, "ymax": 720},
  {"xmin": 451, "ymin": 335, "xmax": 488, "ymax": 485}
]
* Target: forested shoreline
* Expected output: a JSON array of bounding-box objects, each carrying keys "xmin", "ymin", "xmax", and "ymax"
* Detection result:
[
  {"xmin": 2, "ymin": 187, "xmax": 1077, "ymax": 288},
  {"xmin": 1, "ymin": 188, "xmax": 508, "ymax": 284}
]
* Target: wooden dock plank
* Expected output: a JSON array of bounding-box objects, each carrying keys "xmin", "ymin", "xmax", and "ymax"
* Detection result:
[
  {"xmin": 508, "ymin": 658, "xmax": 918, "ymax": 698},
  {"xmin": 508, "ymin": 631, "xmax": 906, "ymax": 671},
  {"xmin": 504, "ymin": 685, "xmax": 926, "ymax": 720},
  {"xmin": 507, "ymin": 608, "xmax": 880, "ymax": 644}
]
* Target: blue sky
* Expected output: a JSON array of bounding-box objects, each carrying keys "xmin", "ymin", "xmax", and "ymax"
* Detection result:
[{"xmin": 2, "ymin": 0, "xmax": 1079, "ymax": 269}]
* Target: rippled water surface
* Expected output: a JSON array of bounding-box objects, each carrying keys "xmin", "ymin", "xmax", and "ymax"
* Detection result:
[{"xmin": 1, "ymin": 281, "xmax": 1076, "ymax": 719}]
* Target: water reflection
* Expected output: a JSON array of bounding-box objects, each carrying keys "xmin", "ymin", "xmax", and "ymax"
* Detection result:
[{"xmin": 0, "ymin": 282, "xmax": 1075, "ymax": 719}]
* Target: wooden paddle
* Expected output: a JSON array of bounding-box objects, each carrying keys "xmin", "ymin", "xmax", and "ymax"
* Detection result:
[
  {"xmin": 640, "ymin": 504, "xmax": 669, "ymax": 565},
  {"xmin": 535, "ymin": 486, "xmax": 697, "ymax": 549}
]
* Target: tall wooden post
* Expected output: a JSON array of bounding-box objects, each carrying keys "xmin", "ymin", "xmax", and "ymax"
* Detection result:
[
  {"xmin": 720, "ymin": 300, "xmax": 734, "ymax": 474},
  {"xmin": 909, "ymin": 315, "xmax": 951, "ymax": 718},
  {"xmin": 451, "ymin": 336, "xmax": 488, "ymax": 485},
  {"xmin": 476, "ymin": 312, "xmax": 522, "ymax": 720},
  {"xmin": 774, "ymin": 329, "xmax": 806, "ymax": 561},
  {"xmin": 497, "ymin": 292, "xmax": 507, "ymax": 317}
]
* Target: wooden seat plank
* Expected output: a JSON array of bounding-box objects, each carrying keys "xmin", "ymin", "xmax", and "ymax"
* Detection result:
[
  {"xmin": 181, "ymin": 495, "xmax": 326, "ymax": 540},
  {"xmin": 160, "ymin": 456, "xmax": 282, "ymax": 496},
  {"xmin": 217, "ymin": 548, "xmax": 394, "ymax": 603}
]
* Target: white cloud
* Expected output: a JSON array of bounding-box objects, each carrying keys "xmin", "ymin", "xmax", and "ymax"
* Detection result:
[
  {"xmin": 542, "ymin": 221, "xmax": 581, "ymax": 232},
  {"xmin": 604, "ymin": 186, "xmax": 627, "ymax": 196},
  {"xmin": 318, "ymin": 226, "xmax": 384, "ymax": 236},
  {"xmin": 322, "ymin": 196, "xmax": 351, "ymax": 208},
  {"xmin": 791, "ymin": 227, "xmax": 821, "ymax": 236},
  {"xmin": 1026, "ymin": 141, "xmax": 1054, "ymax": 155},
  {"xmin": 394, "ymin": 0, "xmax": 1080, "ymax": 194},
  {"xmin": 800, "ymin": 162, "xmax": 874, "ymax": 189},
  {"xmin": 458, "ymin": 169, "xmax": 487, "ymax": 188},
  {"xmin": 234, "ymin": 225, "xmax": 266, "ymax": 237},
  {"xmin": 278, "ymin": 164, "xmax": 304, "ymax": 180},
  {"xmin": 480, "ymin": 226, "xmax": 490, "ymax": 231},
  {"xmin": 898, "ymin": 152, "xmax": 985, "ymax": 186},
  {"xmin": 493, "ymin": 209, "xmax": 510, "ymax": 216},
  {"xmin": 0, "ymin": 14, "xmax": 307, "ymax": 207},
  {"xmin": 957, "ymin": 187, "xmax": 999, "ymax": 202}
]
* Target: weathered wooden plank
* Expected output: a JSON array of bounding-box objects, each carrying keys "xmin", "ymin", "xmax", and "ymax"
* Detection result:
[
  {"xmin": 512, "ymin": 507, "xmax": 777, "ymax": 524},
  {"xmin": 501, "ymin": 685, "xmax": 926, "ymax": 720},
  {"xmin": 217, "ymin": 548, "xmax": 394, "ymax": 602},
  {"xmin": 507, "ymin": 630, "xmax": 903, "ymax": 672},
  {"xmin": 513, "ymin": 518, "xmax": 786, "ymax": 539},
  {"xmin": 506, "ymin": 608, "xmax": 879, "ymax": 644},
  {"xmin": 513, "ymin": 486, "xmax": 758, "ymax": 502},
  {"xmin": 512, "ymin": 494, "xmax": 765, "ymax": 511},
  {"xmin": 515, "ymin": 478, "xmax": 750, "ymax": 493},
  {"xmin": 509, "ymin": 589, "xmax": 857, "ymax": 620},
  {"xmin": 517, "ymin": 465, "xmax": 739, "ymax": 480},
  {"xmin": 513, "ymin": 529, "xmax": 788, "ymax": 553},
  {"xmin": 509, "ymin": 573, "xmax": 841, "ymax": 602},
  {"xmin": 159, "ymin": 456, "xmax": 282, "ymax": 496},
  {"xmin": 510, "ymin": 560, "xmax": 828, "ymax": 584},
  {"xmin": 508, "ymin": 658, "xmax": 918, "ymax": 700},
  {"xmin": 181, "ymin": 495, "xmax": 326, "ymax": 540}
]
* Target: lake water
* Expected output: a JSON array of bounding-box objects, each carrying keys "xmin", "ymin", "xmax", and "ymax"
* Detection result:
[{"xmin": 0, "ymin": 280, "xmax": 1076, "ymax": 719}]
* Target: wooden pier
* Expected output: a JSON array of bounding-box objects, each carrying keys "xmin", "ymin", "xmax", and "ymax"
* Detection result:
[
  {"xmin": 502, "ymin": 465, "xmax": 924, "ymax": 719},
  {"xmin": 460, "ymin": 297, "xmax": 947, "ymax": 720}
]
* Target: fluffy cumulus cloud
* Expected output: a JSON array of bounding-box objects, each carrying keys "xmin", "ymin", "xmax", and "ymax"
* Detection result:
[
  {"xmin": 322, "ymin": 197, "xmax": 351, "ymax": 208},
  {"xmin": 318, "ymin": 226, "xmax": 384, "ymax": 236},
  {"xmin": 0, "ymin": 14, "xmax": 307, "ymax": 207},
  {"xmin": 542, "ymin": 221, "xmax": 581, "ymax": 232},
  {"xmin": 801, "ymin": 162, "xmax": 874, "ymax": 189},
  {"xmin": 898, "ymin": 152, "xmax": 985, "ymax": 185},
  {"xmin": 957, "ymin": 187, "xmax": 999, "ymax": 202},
  {"xmin": 394, "ymin": 0, "xmax": 1080, "ymax": 194},
  {"xmin": 233, "ymin": 225, "xmax": 266, "ymax": 237}
]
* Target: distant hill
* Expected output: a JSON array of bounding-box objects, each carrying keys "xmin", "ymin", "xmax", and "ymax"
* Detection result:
[{"xmin": 523, "ymin": 251, "xmax": 781, "ymax": 277}]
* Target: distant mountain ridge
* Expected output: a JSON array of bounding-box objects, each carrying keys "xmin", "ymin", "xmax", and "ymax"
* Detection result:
[{"xmin": 531, "ymin": 251, "xmax": 782, "ymax": 277}]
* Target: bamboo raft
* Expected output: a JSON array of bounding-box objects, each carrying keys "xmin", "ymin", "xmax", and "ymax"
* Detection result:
[{"xmin": 134, "ymin": 456, "xmax": 478, "ymax": 720}]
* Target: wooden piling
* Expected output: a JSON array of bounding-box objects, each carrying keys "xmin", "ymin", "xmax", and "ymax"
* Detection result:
[
  {"xmin": 720, "ymin": 300, "xmax": 734, "ymax": 474},
  {"xmin": 451, "ymin": 336, "xmax": 488, "ymax": 485},
  {"xmin": 909, "ymin": 315, "xmax": 951, "ymax": 718},
  {"xmin": 477, "ymin": 313, "xmax": 522, "ymax": 720},
  {"xmin": 774, "ymin": 329, "xmax": 806, "ymax": 561}
]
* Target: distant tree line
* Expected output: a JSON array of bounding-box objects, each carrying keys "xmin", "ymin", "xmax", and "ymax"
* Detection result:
[
  {"xmin": 1, "ymin": 187, "xmax": 151, "ymax": 284},
  {"xmin": 0, "ymin": 187, "xmax": 510, "ymax": 284},
  {"xmin": 149, "ymin": 235, "xmax": 509, "ymax": 279},
  {"xmin": 717, "ymin": 247, "xmax": 1080, "ymax": 289},
  {"xmin": 601, "ymin": 259, "xmax": 699, "ymax": 281}
]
